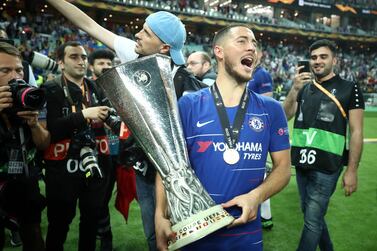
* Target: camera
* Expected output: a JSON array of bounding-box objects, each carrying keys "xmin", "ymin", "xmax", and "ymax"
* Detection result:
[
  {"xmin": 68, "ymin": 128, "xmax": 103, "ymax": 179},
  {"xmin": 103, "ymin": 108, "xmax": 122, "ymax": 132},
  {"xmin": 0, "ymin": 39, "xmax": 60, "ymax": 73},
  {"xmin": 25, "ymin": 51, "xmax": 60, "ymax": 73},
  {"xmin": 8, "ymin": 79, "xmax": 46, "ymax": 111}
]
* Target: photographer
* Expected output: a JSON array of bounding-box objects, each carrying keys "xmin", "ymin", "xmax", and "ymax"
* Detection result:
[
  {"xmin": 0, "ymin": 42, "xmax": 49, "ymax": 251},
  {"xmin": 0, "ymin": 28, "xmax": 37, "ymax": 87},
  {"xmin": 88, "ymin": 48, "xmax": 116, "ymax": 251},
  {"xmin": 41, "ymin": 41, "xmax": 112, "ymax": 251}
]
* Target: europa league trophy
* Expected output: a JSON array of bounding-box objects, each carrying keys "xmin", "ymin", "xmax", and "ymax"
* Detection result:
[{"xmin": 97, "ymin": 54, "xmax": 234, "ymax": 250}]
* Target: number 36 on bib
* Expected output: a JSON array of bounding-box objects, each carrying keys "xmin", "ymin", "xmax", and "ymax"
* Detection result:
[{"xmin": 299, "ymin": 149, "xmax": 317, "ymax": 164}]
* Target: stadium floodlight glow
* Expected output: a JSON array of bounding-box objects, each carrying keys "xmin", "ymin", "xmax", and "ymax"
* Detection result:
[
  {"xmin": 220, "ymin": 0, "xmax": 232, "ymax": 7},
  {"xmin": 210, "ymin": 0, "xmax": 219, "ymax": 7}
]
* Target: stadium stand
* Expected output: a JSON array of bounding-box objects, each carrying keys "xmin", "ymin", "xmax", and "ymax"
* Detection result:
[{"xmin": 0, "ymin": 0, "xmax": 376, "ymax": 100}]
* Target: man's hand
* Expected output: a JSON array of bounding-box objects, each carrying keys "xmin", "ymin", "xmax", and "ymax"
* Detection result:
[
  {"xmin": 155, "ymin": 216, "xmax": 176, "ymax": 251},
  {"xmin": 293, "ymin": 66, "xmax": 312, "ymax": 91},
  {"xmin": 82, "ymin": 106, "xmax": 110, "ymax": 121},
  {"xmin": 342, "ymin": 167, "xmax": 358, "ymax": 196},
  {"xmin": 222, "ymin": 191, "xmax": 260, "ymax": 228},
  {"xmin": 17, "ymin": 110, "xmax": 39, "ymax": 128},
  {"xmin": 0, "ymin": 86, "xmax": 13, "ymax": 112}
]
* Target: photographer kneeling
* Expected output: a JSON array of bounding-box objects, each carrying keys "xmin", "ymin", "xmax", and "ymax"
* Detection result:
[
  {"xmin": 41, "ymin": 41, "xmax": 113, "ymax": 251},
  {"xmin": 0, "ymin": 42, "xmax": 50, "ymax": 251}
]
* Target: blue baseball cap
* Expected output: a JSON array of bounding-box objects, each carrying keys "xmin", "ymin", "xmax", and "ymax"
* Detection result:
[{"xmin": 146, "ymin": 11, "xmax": 186, "ymax": 65}]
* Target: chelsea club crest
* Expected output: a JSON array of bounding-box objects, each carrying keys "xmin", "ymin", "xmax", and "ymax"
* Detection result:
[{"xmin": 249, "ymin": 117, "xmax": 264, "ymax": 132}]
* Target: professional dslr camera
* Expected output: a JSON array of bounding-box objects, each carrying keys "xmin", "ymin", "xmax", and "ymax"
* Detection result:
[
  {"xmin": 68, "ymin": 128, "xmax": 103, "ymax": 179},
  {"xmin": 8, "ymin": 79, "xmax": 46, "ymax": 112}
]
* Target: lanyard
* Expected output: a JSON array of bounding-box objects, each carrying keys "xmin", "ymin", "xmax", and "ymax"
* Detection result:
[
  {"xmin": 62, "ymin": 76, "xmax": 91, "ymax": 111},
  {"xmin": 312, "ymin": 80, "xmax": 347, "ymax": 119},
  {"xmin": 211, "ymin": 83, "xmax": 249, "ymax": 150}
]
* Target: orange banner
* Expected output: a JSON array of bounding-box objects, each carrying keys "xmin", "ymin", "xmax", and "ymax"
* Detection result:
[
  {"xmin": 336, "ymin": 4, "xmax": 357, "ymax": 14},
  {"xmin": 268, "ymin": 0, "xmax": 295, "ymax": 4}
]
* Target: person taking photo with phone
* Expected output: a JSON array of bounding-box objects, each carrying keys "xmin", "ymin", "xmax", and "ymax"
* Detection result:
[{"xmin": 284, "ymin": 39, "xmax": 364, "ymax": 251}]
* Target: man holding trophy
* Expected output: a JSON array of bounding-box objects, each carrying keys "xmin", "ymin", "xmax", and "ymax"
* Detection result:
[
  {"xmin": 155, "ymin": 25, "xmax": 291, "ymax": 250},
  {"xmin": 46, "ymin": 1, "xmax": 205, "ymax": 251}
]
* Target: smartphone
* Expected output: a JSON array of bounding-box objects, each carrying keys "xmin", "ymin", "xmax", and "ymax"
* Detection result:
[{"xmin": 298, "ymin": 60, "xmax": 310, "ymax": 73}]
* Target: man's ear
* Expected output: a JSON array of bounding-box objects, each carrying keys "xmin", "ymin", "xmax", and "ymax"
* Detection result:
[
  {"xmin": 58, "ymin": 60, "xmax": 64, "ymax": 71},
  {"xmin": 332, "ymin": 57, "xmax": 337, "ymax": 67},
  {"xmin": 213, "ymin": 45, "xmax": 223, "ymax": 61},
  {"xmin": 89, "ymin": 64, "xmax": 94, "ymax": 72},
  {"xmin": 159, "ymin": 44, "xmax": 171, "ymax": 55}
]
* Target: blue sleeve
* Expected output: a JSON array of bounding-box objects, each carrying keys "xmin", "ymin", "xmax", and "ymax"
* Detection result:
[
  {"xmin": 268, "ymin": 100, "xmax": 290, "ymax": 152},
  {"xmin": 178, "ymin": 95, "xmax": 192, "ymax": 139},
  {"xmin": 258, "ymin": 70, "xmax": 273, "ymax": 94}
]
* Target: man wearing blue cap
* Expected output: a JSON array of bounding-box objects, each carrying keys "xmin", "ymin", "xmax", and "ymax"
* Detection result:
[
  {"xmin": 46, "ymin": 1, "xmax": 204, "ymax": 250},
  {"xmin": 46, "ymin": 0, "xmax": 203, "ymax": 98}
]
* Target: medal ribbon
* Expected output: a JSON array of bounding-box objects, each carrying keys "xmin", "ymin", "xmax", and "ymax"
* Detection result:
[{"xmin": 211, "ymin": 83, "xmax": 249, "ymax": 150}]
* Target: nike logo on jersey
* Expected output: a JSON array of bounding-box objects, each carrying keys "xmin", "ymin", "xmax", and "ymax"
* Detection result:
[{"xmin": 196, "ymin": 120, "xmax": 215, "ymax": 128}]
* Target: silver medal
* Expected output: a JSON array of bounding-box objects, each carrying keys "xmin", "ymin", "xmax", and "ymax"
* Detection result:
[{"xmin": 223, "ymin": 149, "xmax": 240, "ymax": 165}]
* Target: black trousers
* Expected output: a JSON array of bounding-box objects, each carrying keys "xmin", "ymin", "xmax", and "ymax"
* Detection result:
[
  {"xmin": 0, "ymin": 176, "xmax": 45, "ymax": 251},
  {"xmin": 45, "ymin": 165, "xmax": 107, "ymax": 251},
  {"xmin": 97, "ymin": 156, "xmax": 117, "ymax": 239}
]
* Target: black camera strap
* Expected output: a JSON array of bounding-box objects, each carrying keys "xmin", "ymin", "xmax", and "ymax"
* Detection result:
[
  {"xmin": 19, "ymin": 127, "xmax": 29, "ymax": 177},
  {"xmin": 0, "ymin": 114, "xmax": 29, "ymax": 176},
  {"xmin": 61, "ymin": 75, "xmax": 75, "ymax": 107},
  {"xmin": 61, "ymin": 75, "xmax": 92, "ymax": 112}
]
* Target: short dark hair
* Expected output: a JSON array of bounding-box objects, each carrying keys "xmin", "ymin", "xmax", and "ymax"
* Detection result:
[
  {"xmin": 56, "ymin": 41, "xmax": 83, "ymax": 61},
  {"xmin": 88, "ymin": 49, "xmax": 115, "ymax": 65},
  {"xmin": 309, "ymin": 39, "xmax": 337, "ymax": 56},
  {"xmin": 212, "ymin": 24, "xmax": 251, "ymax": 48},
  {"xmin": 0, "ymin": 41, "xmax": 21, "ymax": 58}
]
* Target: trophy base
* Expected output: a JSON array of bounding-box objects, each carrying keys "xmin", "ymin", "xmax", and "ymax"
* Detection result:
[{"xmin": 168, "ymin": 205, "xmax": 234, "ymax": 251}]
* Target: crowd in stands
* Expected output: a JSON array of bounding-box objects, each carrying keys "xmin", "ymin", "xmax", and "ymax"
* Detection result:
[
  {"xmin": 1, "ymin": 11, "xmax": 376, "ymax": 95},
  {"xmin": 117, "ymin": 0, "xmax": 377, "ymax": 36}
]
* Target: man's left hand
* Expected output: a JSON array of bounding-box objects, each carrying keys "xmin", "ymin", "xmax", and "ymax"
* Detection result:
[
  {"xmin": 17, "ymin": 110, "xmax": 39, "ymax": 128},
  {"xmin": 222, "ymin": 191, "xmax": 260, "ymax": 228},
  {"xmin": 342, "ymin": 167, "xmax": 358, "ymax": 197}
]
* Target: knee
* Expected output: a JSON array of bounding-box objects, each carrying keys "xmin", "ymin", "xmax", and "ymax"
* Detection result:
[{"xmin": 303, "ymin": 208, "xmax": 325, "ymax": 234}]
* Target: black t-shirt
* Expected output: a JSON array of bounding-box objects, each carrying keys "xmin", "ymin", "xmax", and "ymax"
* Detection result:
[
  {"xmin": 174, "ymin": 66, "xmax": 206, "ymax": 99},
  {"xmin": 292, "ymin": 75, "xmax": 365, "ymax": 172},
  {"xmin": 41, "ymin": 76, "xmax": 112, "ymax": 176},
  {"xmin": 296, "ymin": 75, "xmax": 364, "ymax": 136},
  {"xmin": 0, "ymin": 114, "xmax": 38, "ymax": 178}
]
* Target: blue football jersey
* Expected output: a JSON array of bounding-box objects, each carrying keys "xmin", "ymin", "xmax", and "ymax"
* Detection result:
[
  {"xmin": 248, "ymin": 66, "xmax": 273, "ymax": 95},
  {"xmin": 178, "ymin": 88, "xmax": 290, "ymax": 251}
]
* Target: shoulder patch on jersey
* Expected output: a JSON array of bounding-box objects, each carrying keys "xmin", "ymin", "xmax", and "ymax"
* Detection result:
[{"xmin": 277, "ymin": 127, "xmax": 289, "ymax": 136}]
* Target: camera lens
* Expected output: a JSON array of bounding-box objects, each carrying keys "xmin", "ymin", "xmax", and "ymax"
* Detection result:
[
  {"xmin": 8, "ymin": 79, "xmax": 46, "ymax": 111},
  {"xmin": 80, "ymin": 146, "xmax": 102, "ymax": 178}
]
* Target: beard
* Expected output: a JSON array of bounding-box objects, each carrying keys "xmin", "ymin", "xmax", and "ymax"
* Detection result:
[
  {"xmin": 224, "ymin": 60, "xmax": 252, "ymax": 84},
  {"xmin": 313, "ymin": 65, "xmax": 333, "ymax": 80}
]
